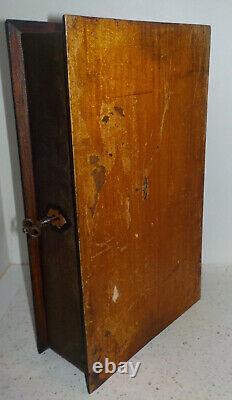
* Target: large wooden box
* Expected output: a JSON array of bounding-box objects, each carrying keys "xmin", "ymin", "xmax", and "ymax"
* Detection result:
[{"xmin": 6, "ymin": 16, "xmax": 210, "ymax": 393}]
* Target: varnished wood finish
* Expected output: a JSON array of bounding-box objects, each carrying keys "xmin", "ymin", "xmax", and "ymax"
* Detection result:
[
  {"xmin": 6, "ymin": 16, "xmax": 210, "ymax": 394},
  {"xmin": 65, "ymin": 16, "xmax": 210, "ymax": 392},
  {"xmin": 5, "ymin": 20, "xmax": 62, "ymax": 352},
  {"xmin": 21, "ymin": 32, "xmax": 86, "ymax": 370}
]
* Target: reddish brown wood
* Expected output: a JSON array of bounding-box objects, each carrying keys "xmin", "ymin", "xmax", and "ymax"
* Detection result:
[{"xmin": 6, "ymin": 20, "xmax": 62, "ymax": 352}]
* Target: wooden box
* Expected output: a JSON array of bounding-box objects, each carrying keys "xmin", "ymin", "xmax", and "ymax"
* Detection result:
[{"xmin": 6, "ymin": 16, "xmax": 210, "ymax": 393}]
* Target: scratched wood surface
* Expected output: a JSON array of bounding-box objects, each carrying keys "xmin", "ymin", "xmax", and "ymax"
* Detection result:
[{"xmin": 65, "ymin": 16, "xmax": 210, "ymax": 392}]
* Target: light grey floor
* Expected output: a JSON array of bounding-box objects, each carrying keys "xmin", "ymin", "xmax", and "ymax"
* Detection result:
[{"xmin": 0, "ymin": 264, "xmax": 232, "ymax": 400}]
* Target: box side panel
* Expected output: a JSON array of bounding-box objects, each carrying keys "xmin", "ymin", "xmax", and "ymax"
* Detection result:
[
  {"xmin": 5, "ymin": 19, "xmax": 62, "ymax": 353},
  {"xmin": 21, "ymin": 32, "xmax": 86, "ymax": 371}
]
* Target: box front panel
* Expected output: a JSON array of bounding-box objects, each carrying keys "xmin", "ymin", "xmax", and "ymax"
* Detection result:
[{"xmin": 65, "ymin": 15, "xmax": 210, "ymax": 391}]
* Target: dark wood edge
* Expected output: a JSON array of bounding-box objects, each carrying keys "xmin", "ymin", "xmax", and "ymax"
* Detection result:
[
  {"xmin": 5, "ymin": 19, "xmax": 62, "ymax": 353},
  {"xmin": 6, "ymin": 19, "xmax": 62, "ymax": 33}
]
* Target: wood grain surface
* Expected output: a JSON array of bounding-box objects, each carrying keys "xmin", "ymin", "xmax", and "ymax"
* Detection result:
[{"xmin": 65, "ymin": 15, "xmax": 210, "ymax": 392}]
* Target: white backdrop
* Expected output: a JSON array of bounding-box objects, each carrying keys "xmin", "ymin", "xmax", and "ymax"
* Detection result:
[{"xmin": 0, "ymin": 0, "xmax": 231, "ymax": 272}]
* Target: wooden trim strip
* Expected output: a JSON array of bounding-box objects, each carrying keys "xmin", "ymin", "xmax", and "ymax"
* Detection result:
[{"xmin": 5, "ymin": 19, "xmax": 62, "ymax": 352}]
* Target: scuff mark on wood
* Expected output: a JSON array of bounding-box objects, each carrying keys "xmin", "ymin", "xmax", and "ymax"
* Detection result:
[
  {"xmin": 91, "ymin": 244, "xmax": 113, "ymax": 260},
  {"xmin": 119, "ymin": 245, "xmax": 127, "ymax": 253},
  {"xmin": 111, "ymin": 90, "xmax": 153, "ymax": 99},
  {"xmin": 159, "ymin": 90, "xmax": 171, "ymax": 145},
  {"xmin": 91, "ymin": 237, "xmax": 115, "ymax": 260},
  {"xmin": 125, "ymin": 197, "xmax": 131, "ymax": 228},
  {"xmin": 112, "ymin": 285, "xmax": 119, "ymax": 303},
  {"xmin": 96, "ymin": 237, "xmax": 114, "ymax": 247}
]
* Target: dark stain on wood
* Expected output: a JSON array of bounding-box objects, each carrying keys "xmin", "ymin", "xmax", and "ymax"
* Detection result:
[
  {"xmin": 102, "ymin": 115, "xmax": 110, "ymax": 123},
  {"xmin": 114, "ymin": 106, "xmax": 125, "ymax": 117},
  {"xmin": 142, "ymin": 176, "xmax": 149, "ymax": 200},
  {"xmin": 90, "ymin": 163, "xmax": 106, "ymax": 216}
]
